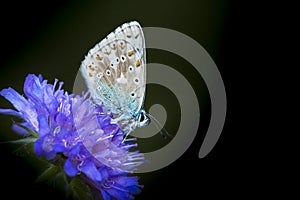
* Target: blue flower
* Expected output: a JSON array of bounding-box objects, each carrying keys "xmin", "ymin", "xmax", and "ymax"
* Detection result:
[{"xmin": 0, "ymin": 74, "xmax": 144, "ymax": 199}]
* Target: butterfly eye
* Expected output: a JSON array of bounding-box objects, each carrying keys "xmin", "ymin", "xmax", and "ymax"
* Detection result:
[
  {"xmin": 137, "ymin": 110, "xmax": 150, "ymax": 127},
  {"xmin": 133, "ymin": 77, "xmax": 140, "ymax": 85},
  {"xmin": 106, "ymin": 69, "xmax": 111, "ymax": 76},
  {"xmin": 115, "ymin": 57, "xmax": 120, "ymax": 63},
  {"xmin": 139, "ymin": 113, "xmax": 145, "ymax": 122},
  {"xmin": 120, "ymin": 55, "xmax": 126, "ymax": 62},
  {"xmin": 128, "ymin": 65, "xmax": 134, "ymax": 72}
]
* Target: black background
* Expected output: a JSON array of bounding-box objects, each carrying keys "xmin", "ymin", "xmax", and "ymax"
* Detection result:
[{"xmin": 0, "ymin": 0, "xmax": 280, "ymax": 199}]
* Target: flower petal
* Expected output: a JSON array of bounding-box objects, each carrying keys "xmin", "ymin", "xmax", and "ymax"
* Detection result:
[
  {"xmin": 12, "ymin": 124, "xmax": 29, "ymax": 135},
  {"xmin": 45, "ymin": 150, "xmax": 56, "ymax": 160},
  {"xmin": 64, "ymin": 158, "xmax": 79, "ymax": 177},
  {"xmin": 23, "ymin": 74, "xmax": 48, "ymax": 115},
  {"xmin": 0, "ymin": 108, "xmax": 21, "ymax": 116},
  {"xmin": 0, "ymin": 88, "xmax": 30, "ymax": 112},
  {"xmin": 81, "ymin": 160, "xmax": 102, "ymax": 182},
  {"xmin": 23, "ymin": 74, "xmax": 43, "ymax": 102},
  {"xmin": 68, "ymin": 144, "xmax": 81, "ymax": 157},
  {"xmin": 115, "ymin": 176, "xmax": 139, "ymax": 188},
  {"xmin": 100, "ymin": 189, "xmax": 112, "ymax": 200},
  {"xmin": 37, "ymin": 114, "xmax": 50, "ymax": 137},
  {"xmin": 126, "ymin": 185, "xmax": 142, "ymax": 195},
  {"xmin": 34, "ymin": 138, "xmax": 44, "ymax": 156}
]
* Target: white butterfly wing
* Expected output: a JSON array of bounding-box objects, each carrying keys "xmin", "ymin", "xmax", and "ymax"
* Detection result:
[{"xmin": 80, "ymin": 21, "xmax": 146, "ymax": 119}]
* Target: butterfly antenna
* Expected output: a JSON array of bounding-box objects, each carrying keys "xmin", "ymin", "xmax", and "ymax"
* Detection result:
[{"xmin": 147, "ymin": 114, "xmax": 173, "ymax": 139}]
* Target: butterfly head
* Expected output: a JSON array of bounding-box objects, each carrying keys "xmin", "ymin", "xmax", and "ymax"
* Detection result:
[{"xmin": 136, "ymin": 109, "xmax": 150, "ymax": 127}]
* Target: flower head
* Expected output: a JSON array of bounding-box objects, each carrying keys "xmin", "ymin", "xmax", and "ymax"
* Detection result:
[{"xmin": 0, "ymin": 74, "xmax": 144, "ymax": 199}]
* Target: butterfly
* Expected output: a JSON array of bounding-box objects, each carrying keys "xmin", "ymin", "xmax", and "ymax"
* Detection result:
[{"xmin": 80, "ymin": 21, "xmax": 150, "ymax": 136}]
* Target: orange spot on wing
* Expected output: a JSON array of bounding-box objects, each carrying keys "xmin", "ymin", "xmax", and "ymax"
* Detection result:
[
  {"xmin": 111, "ymin": 44, "xmax": 116, "ymax": 50},
  {"xmin": 120, "ymin": 41, "xmax": 125, "ymax": 49},
  {"xmin": 96, "ymin": 54, "xmax": 103, "ymax": 60},
  {"xmin": 136, "ymin": 59, "xmax": 141, "ymax": 67},
  {"xmin": 127, "ymin": 50, "xmax": 135, "ymax": 57},
  {"xmin": 104, "ymin": 50, "xmax": 111, "ymax": 55}
]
